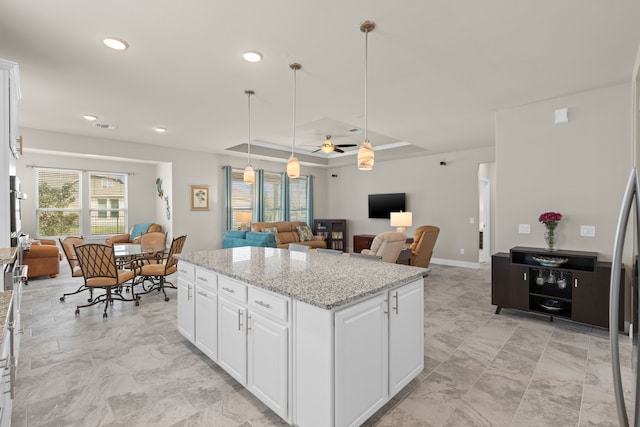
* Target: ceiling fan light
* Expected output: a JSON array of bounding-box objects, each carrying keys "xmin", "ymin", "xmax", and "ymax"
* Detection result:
[
  {"xmin": 321, "ymin": 141, "xmax": 334, "ymax": 153},
  {"xmin": 357, "ymin": 139, "xmax": 374, "ymax": 170},
  {"xmin": 243, "ymin": 164, "xmax": 255, "ymax": 184},
  {"xmin": 287, "ymin": 155, "xmax": 300, "ymax": 178}
]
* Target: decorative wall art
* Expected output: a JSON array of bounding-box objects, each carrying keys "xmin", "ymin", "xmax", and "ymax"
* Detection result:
[
  {"xmin": 191, "ymin": 185, "xmax": 210, "ymax": 211},
  {"xmin": 156, "ymin": 177, "xmax": 171, "ymax": 219}
]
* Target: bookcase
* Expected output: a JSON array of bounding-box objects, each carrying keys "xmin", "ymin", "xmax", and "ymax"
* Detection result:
[{"xmin": 313, "ymin": 219, "xmax": 347, "ymax": 252}]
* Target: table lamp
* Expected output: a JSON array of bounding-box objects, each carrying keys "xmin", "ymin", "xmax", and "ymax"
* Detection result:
[
  {"xmin": 390, "ymin": 211, "xmax": 412, "ymax": 235},
  {"xmin": 237, "ymin": 211, "xmax": 252, "ymax": 230}
]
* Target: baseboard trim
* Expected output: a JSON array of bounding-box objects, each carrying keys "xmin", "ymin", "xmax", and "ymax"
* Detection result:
[{"xmin": 430, "ymin": 258, "xmax": 481, "ymax": 269}]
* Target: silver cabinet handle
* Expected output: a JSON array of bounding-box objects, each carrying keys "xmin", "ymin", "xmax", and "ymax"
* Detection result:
[
  {"xmin": 197, "ymin": 276, "xmax": 208, "ymax": 282},
  {"xmin": 187, "ymin": 284, "xmax": 192, "ymax": 300},
  {"xmin": 238, "ymin": 309, "xmax": 244, "ymax": 331},
  {"xmin": 197, "ymin": 291, "xmax": 208, "ymax": 297},
  {"xmin": 254, "ymin": 300, "xmax": 271, "ymax": 309},
  {"xmin": 393, "ymin": 292, "xmax": 399, "ymax": 314},
  {"xmin": 574, "ymin": 278, "xmax": 578, "ymax": 288},
  {"xmin": 384, "ymin": 299, "xmax": 389, "ymax": 315},
  {"xmin": 222, "ymin": 287, "xmax": 235, "ymax": 294},
  {"xmin": 247, "ymin": 315, "xmax": 252, "ymax": 332},
  {"xmin": 523, "ymin": 272, "xmax": 527, "ymax": 281}
]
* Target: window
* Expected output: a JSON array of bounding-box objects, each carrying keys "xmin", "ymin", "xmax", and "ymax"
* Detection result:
[
  {"xmin": 231, "ymin": 170, "xmax": 253, "ymax": 230},
  {"xmin": 36, "ymin": 169, "xmax": 81, "ymax": 237},
  {"xmin": 263, "ymin": 172, "xmax": 282, "ymax": 222},
  {"xmin": 89, "ymin": 173, "xmax": 127, "ymax": 235},
  {"xmin": 289, "ymin": 177, "xmax": 308, "ymax": 222}
]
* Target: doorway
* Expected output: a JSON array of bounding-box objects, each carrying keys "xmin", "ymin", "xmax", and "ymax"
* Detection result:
[{"xmin": 478, "ymin": 163, "xmax": 495, "ymax": 264}]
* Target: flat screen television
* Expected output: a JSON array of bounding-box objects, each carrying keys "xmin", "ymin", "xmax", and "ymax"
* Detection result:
[{"xmin": 368, "ymin": 193, "xmax": 406, "ymax": 219}]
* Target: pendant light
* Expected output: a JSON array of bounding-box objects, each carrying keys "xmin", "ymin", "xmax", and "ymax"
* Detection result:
[
  {"xmin": 287, "ymin": 63, "xmax": 301, "ymax": 179},
  {"xmin": 357, "ymin": 20, "xmax": 375, "ymax": 171},
  {"xmin": 243, "ymin": 90, "xmax": 255, "ymax": 184}
]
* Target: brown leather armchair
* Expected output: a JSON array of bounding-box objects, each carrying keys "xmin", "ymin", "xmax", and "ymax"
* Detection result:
[
  {"xmin": 410, "ymin": 225, "xmax": 440, "ymax": 268},
  {"xmin": 105, "ymin": 223, "xmax": 163, "ymax": 245},
  {"xmin": 22, "ymin": 239, "xmax": 62, "ymax": 282}
]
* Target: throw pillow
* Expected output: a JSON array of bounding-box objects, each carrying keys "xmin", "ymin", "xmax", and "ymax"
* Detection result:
[
  {"xmin": 261, "ymin": 227, "xmax": 280, "ymax": 245},
  {"xmin": 297, "ymin": 225, "xmax": 314, "ymax": 242}
]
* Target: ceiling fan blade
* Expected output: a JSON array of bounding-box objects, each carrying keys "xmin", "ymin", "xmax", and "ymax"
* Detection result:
[
  {"xmin": 334, "ymin": 147, "xmax": 345, "ymax": 153},
  {"xmin": 311, "ymin": 148, "xmax": 321, "ymax": 153},
  {"xmin": 335, "ymin": 144, "xmax": 357, "ymax": 148}
]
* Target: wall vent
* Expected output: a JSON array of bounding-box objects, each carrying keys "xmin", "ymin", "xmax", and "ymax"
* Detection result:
[{"xmin": 93, "ymin": 122, "xmax": 118, "ymax": 130}]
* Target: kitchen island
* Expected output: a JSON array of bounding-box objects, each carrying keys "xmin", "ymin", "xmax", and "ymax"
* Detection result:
[{"xmin": 176, "ymin": 247, "xmax": 428, "ymax": 427}]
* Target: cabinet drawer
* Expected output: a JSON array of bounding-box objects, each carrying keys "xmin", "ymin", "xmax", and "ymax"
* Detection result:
[
  {"xmin": 248, "ymin": 287, "xmax": 289, "ymax": 322},
  {"xmin": 218, "ymin": 276, "xmax": 247, "ymax": 303},
  {"xmin": 196, "ymin": 269, "xmax": 217, "ymax": 293},
  {"xmin": 178, "ymin": 262, "xmax": 195, "ymax": 281}
]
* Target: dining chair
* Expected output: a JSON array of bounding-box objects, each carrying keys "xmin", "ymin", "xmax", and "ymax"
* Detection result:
[
  {"xmin": 137, "ymin": 235, "xmax": 187, "ymax": 302},
  {"xmin": 59, "ymin": 236, "xmax": 94, "ymax": 302},
  {"xmin": 73, "ymin": 243, "xmax": 140, "ymax": 318},
  {"xmin": 138, "ymin": 231, "xmax": 168, "ymax": 264},
  {"xmin": 288, "ymin": 243, "xmax": 310, "ymax": 253}
]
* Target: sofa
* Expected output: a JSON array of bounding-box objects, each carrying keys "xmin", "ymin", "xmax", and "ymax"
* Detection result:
[
  {"xmin": 22, "ymin": 239, "xmax": 62, "ymax": 282},
  {"xmin": 105, "ymin": 223, "xmax": 163, "ymax": 245},
  {"xmin": 251, "ymin": 221, "xmax": 326, "ymax": 249},
  {"xmin": 222, "ymin": 230, "xmax": 277, "ymax": 248}
]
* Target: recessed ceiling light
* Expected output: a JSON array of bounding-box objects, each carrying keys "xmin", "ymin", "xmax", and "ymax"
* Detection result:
[
  {"xmin": 103, "ymin": 37, "xmax": 129, "ymax": 51},
  {"xmin": 242, "ymin": 50, "xmax": 263, "ymax": 62},
  {"xmin": 83, "ymin": 114, "xmax": 98, "ymax": 121},
  {"xmin": 154, "ymin": 127, "xmax": 167, "ymax": 133}
]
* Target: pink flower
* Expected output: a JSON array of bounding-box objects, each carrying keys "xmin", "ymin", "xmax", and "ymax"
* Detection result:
[{"xmin": 539, "ymin": 211, "xmax": 562, "ymax": 228}]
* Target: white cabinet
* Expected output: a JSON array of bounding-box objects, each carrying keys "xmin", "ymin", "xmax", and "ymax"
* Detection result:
[
  {"xmin": 177, "ymin": 277, "xmax": 195, "ymax": 343},
  {"xmin": 217, "ymin": 296, "xmax": 247, "ymax": 384},
  {"xmin": 335, "ymin": 293, "xmax": 389, "ymax": 427},
  {"xmin": 247, "ymin": 299, "xmax": 289, "ymax": 419},
  {"xmin": 389, "ymin": 280, "xmax": 424, "ymax": 394},
  {"xmin": 334, "ymin": 279, "xmax": 424, "ymax": 427},
  {"xmin": 195, "ymin": 278, "xmax": 217, "ymax": 361}
]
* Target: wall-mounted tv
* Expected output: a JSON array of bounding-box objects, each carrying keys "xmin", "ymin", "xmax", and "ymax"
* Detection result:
[{"xmin": 368, "ymin": 193, "xmax": 406, "ymax": 219}]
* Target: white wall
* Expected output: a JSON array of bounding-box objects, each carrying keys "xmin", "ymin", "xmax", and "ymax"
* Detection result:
[
  {"xmin": 495, "ymin": 83, "xmax": 632, "ymax": 261},
  {"xmin": 325, "ymin": 146, "xmax": 496, "ymax": 265},
  {"xmin": 18, "ymin": 128, "xmax": 329, "ymax": 252}
]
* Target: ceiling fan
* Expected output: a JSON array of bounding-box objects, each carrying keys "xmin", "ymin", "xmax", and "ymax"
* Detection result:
[{"xmin": 308, "ymin": 135, "xmax": 357, "ymax": 154}]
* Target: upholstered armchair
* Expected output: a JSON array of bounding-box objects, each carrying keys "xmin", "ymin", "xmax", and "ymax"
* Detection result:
[
  {"xmin": 22, "ymin": 239, "xmax": 62, "ymax": 282},
  {"xmin": 410, "ymin": 225, "xmax": 440, "ymax": 268},
  {"xmin": 360, "ymin": 231, "xmax": 406, "ymax": 263},
  {"xmin": 105, "ymin": 223, "xmax": 163, "ymax": 246}
]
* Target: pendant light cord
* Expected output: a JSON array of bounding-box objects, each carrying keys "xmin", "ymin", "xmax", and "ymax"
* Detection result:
[
  {"xmin": 364, "ymin": 27, "xmax": 368, "ymax": 142},
  {"xmin": 292, "ymin": 67, "xmax": 297, "ymax": 156},
  {"xmin": 247, "ymin": 91, "xmax": 252, "ymax": 164}
]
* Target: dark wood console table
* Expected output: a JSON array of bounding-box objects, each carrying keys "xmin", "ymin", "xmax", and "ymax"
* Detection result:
[
  {"xmin": 492, "ymin": 246, "xmax": 624, "ymax": 330},
  {"xmin": 353, "ymin": 234, "xmax": 376, "ymax": 254}
]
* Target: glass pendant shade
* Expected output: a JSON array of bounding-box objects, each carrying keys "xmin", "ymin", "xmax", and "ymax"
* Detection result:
[
  {"xmin": 357, "ymin": 139, "xmax": 374, "ymax": 170},
  {"xmin": 287, "ymin": 155, "xmax": 300, "ymax": 178},
  {"xmin": 243, "ymin": 164, "xmax": 255, "ymax": 183},
  {"xmin": 321, "ymin": 139, "xmax": 333, "ymax": 153}
]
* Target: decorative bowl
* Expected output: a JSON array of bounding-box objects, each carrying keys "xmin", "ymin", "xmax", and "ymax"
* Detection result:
[
  {"xmin": 532, "ymin": 256, "xmax": 569, "ymax": 267},
  {"xmin": 539, "ymin": 299, "xmax": 565, "ymax": 313}
]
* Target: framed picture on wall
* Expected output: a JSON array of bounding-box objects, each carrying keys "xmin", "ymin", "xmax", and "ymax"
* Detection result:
[{"xmin": 190, "ymin": 185, "xmax": 210, "ymax": 211}]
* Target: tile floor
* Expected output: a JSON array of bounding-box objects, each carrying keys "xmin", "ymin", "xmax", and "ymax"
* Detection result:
[{"xmin": 11, "ymin": 262, "xmax": 634, "ymax": 426}]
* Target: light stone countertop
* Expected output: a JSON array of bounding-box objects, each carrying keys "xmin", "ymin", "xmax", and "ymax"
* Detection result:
[
  {"xmin": 0, "ymin": 247, "xmax": 17, "ymax": 265},
  {"xmin": 176, "ymin": 247, "xmax": 428, "ymax": 310}
]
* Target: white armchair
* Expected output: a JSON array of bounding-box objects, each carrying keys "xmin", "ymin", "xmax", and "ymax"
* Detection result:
[{"xmin": 360, "ymin": 231, "xmax": 406, "ymax": 263}]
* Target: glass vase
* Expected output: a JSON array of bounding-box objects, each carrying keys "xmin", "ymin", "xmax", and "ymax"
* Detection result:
[{"xmin": 544, "ymin": 229, "xmax": 557, "ymax": 251}]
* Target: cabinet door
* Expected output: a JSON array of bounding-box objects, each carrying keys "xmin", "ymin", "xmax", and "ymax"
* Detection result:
[
  {"xmin": 491, "ymin": 253, "xmax": 510, "ymax": 308},
  {"xmin": 507, "ymin": 265, "xmax": 530, "ymax": 311},
  {"xmin": 247, "ymin": 311, "xmax": 288, "ymax": 419},
  {"xmin": 571, "ymin": 271, "xmax": 604, "ymax": 327},
  {"xmin": 389, "ymin": 280, "xmax": 424, "ymax": 395},
  {"xmin": 218, "ymin": 296, "xmax": 247, "ymax": 385},
  {"xmin": 335, "ymin": 293, "xmax": 388, "ymax": 427},
  {"xmin": 195, "ymin": 286, "xmax": 218, "ymax": 361},
  {"xmin": 177, "ymin": 278, "xmax": 195, "ymax": 343}
]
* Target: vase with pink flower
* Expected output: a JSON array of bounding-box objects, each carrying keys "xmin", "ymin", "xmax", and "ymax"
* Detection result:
[{"xmin": 539, "ymin": 211, "xmax": 562, "ymax": 251}]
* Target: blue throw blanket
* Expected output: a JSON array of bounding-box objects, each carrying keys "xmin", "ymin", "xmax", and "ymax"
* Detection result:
[{"xmin": 130, "ymin": 223, "xmax": 153, "ymax": 240}]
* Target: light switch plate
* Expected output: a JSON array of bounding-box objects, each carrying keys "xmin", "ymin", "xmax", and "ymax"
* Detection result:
[
  {"xmin": 580, "ymin": 225, "xmax": 596, "ymax": 237},
  {"xmin": 518, "ymin": 224, "xmax": 531, "ymax": 234}
]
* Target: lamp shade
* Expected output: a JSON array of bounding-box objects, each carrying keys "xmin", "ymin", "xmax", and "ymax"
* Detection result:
[
  {"xmin": 287, "ymin": 155, "xmax": 300, "ymax": 178},
  {"xmin": 390, "ymin": 211, "xmax": 412, "ymax": 234},
  {"xmin": 237, "ymin": 211, "xmax": 252, "ymax": 223},
  {"xmin": 243, "ymin": 165, "xmax": 255, "ymax": 183},
  {"xmin": 357, "ymin": 140, "xmax": 374, "ymax": 170}
]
